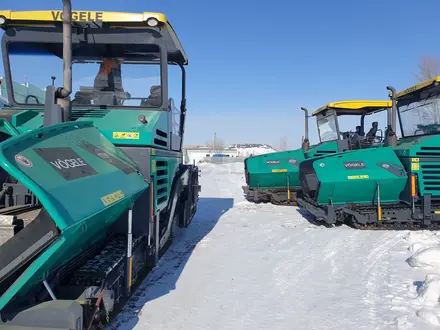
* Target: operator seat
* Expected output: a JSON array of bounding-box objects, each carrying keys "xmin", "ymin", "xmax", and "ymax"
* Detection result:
[
  {"xmin": 363, "ymin": 121, "xmax": 379, "ymax": 146},
  {"xmin": 141, "ymin": 85, "xmax": 161, "ymax": 107},
  {"xmin": 366, "ymin": 122, "xmax": 378, "ymax": 138}
]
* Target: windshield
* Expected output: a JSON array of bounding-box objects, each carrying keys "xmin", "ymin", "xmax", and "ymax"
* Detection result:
[
  {"xmin": 7, "ymin": 42, "xmax": 162, "ymax": 108},
  {"xmin": 317, "ymin": 113, "xmax": 338, "ymax": 142},
  {"xmin": 398, "ymin": 92, "xmax": 440, "ymax": 137}
]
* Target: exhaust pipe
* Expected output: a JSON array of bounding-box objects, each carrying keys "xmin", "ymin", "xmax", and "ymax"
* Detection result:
[
  {"xmin": 301, "ymin": 107, "xmax": 310, "ymax": 152},
  {"xmin": 60, "ymin": 0, "xmax": 72, "ymax": 99},
  {"xmin": 43, "ymin": 0, "xmax": 72, "ymax": 125},
  {"xmin": 56, "ymin": 0, "xmax": 72, "ymax": 121},
  {"xmin": 386, "ymin": 86, "xmax": 397, "ymax": 147}
]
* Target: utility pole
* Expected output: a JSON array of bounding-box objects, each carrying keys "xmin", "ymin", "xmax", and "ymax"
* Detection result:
[{"xmin": 214, "ymin": 132, "xmax": 217, "ymax": 152}]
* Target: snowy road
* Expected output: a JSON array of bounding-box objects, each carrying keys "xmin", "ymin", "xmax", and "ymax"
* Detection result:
[{"xmin": 109, "ymin": 163, "xmax": 440, "ymax": 330}]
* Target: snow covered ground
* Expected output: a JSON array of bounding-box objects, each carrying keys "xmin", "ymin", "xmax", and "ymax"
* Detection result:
[{"xmin": 109, "ymin": 163, "xmax": 440, "ymax": 330}]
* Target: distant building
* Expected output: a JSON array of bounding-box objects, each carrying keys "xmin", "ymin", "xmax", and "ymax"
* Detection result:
[
  {"xmin": 182, "ymin": 143, "xmax": 276, "ymax": 164},
  {"xmin": 183, "ymin": 145, "xmax": 239, "ymax": 164}
]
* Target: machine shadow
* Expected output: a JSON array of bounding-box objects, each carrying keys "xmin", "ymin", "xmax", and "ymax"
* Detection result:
[
  {"xmin": 107, "ymin": 197, "xmax": 234, "ymax": 330},
  {"xmin": 295, "ymin": 208, "xmax": 334, "ymax": 228}
]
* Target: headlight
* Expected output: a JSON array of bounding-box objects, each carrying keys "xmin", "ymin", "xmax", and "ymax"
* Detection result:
[
  {"xmin": 146, "ymin": 18, "xmax": 159, "ymax": 27},
  {"xmin": 138, "ymin": 115, "xmax": 148, "ymax": 124},
  {"xmin": 0, "ymin": 16, "xmax": 6, "ymax": 26}
]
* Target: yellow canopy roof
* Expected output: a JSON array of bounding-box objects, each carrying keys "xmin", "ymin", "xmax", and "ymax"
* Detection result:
[
  {"xmin": 0, "ymin": 10, "xmax": 167, "ymax": 25},
  {"xmin": 312, "ymin": 100, "xmax": 392, "ymax": 116},
  {"xmin": 396, "ymin": 76, "xmax": 440, "ymax": 98},
  {"xmin": 0, "ymin": 10, "xmax": 188, "ymax": 65}
]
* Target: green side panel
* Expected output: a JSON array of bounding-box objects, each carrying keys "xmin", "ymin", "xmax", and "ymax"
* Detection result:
[
  {"xmin": 244, "ymin": 141, "xmax": 340, "ymax": 191},
  {"xmin": 394, "ymin": 135, "xmax": 436, "ymax": 157},
  {"xmin": 151, "ymin": 153, "xmax": 180, "ymax": 212},
  {"xmin": 0, "ymin": 106, "xmax": 172, "ymax": 150},
  {"xmin": 395, "ymin": 134, "xmax": 440, "ymax": 197},
  {"xmin": 0, "ymin": 81, "xmax": 45, "ymax": 105},
  {"xmin": 74, "ymin": 109, "xmax": 169, "ymax": 148},
  {"xmin": 0, "ymin": 121, "xmax": 148, "ymax": 310},
  {"xmin": 0, "ymin": 118, "xmax": 19, "ymax": 137},
  {"xmin": 245, "ymin": 148, "xmax": 305, "ymax": 189},
  {"xmin": 12, "ymin": 110, "xmax": 42, "ymax": 133},
  {"xmin": 0, "ymin": 109, "xmax": 43, "ymax": 135},
  {"xmin": 304, "ymin": 141, "xmax": 339, "ymax": 159},
  {"xmin": 314, "ymin": 147, "xmax": 407, "ymax": 205},
  {"xmin": 0, "ymin": 108, "xmax": 43, "ymax": 135}
]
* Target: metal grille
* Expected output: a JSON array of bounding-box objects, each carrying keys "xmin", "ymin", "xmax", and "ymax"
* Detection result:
[
  {"xmin": 420, "ymin": 163, "xmax": 440, "ymax": 195},
  {"xmin": 70, "ymin": 109, "xmax": 109, "ymax": 119},
  {"xmin": 416, "ymin": 147, "xmax": 440, "ymax": 196},
  {"xmin": 156, "ymin": 160, "xmax": 169, "ymax": 206}
]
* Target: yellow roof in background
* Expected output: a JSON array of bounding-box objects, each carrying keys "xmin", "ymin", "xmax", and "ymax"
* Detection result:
[
  {"xmin": 0, "ymin": 10, "xmax": 167, "ymax": 26},
  {"xmin": 312, "ymin": 100, "xmax": 392, "ymax": 116},
  {"xmin": 396, "ymin": 76, "xmax": 440, "ymax": 98}
]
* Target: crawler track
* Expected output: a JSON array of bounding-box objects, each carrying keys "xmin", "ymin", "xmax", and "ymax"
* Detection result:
[
  {"xmin": 344, "ymin": 204, "xmax": 440, "ymax": 231},
  {"xmin": 244, "ymin": 187, "xmax": 298, "ymax": 206},
  {"xmin": 348, "ymin": 221, "xmax": 440, "ymax": 231},
  {"xmin": 300, "ymin": 200, "xmax": 440, "ymax": 231},
  {"xmin": 318, "ymin": 220, "xmax": 440, "ymax": 231},
  {"xmin": 269, "ymin": 195, "xmax": 297, "ymax": 206}
]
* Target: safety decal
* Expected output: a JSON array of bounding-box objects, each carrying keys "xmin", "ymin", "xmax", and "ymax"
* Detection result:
[
  {"xmin": 113, "ymin": 132, "xmax": 140, "ymax": 140},
  {"xmin": 347, "ymin": 175, "xmax": 369, "ymax": 180},
  {"xmin": 272, "ymin": 169, "xmax": 287, "ymax": 173},
  {"xmin": 101, "ymin": 190, "xmax": 125, "ymax": 206},
  {"xmin": 411, "ymin": 163, "xmax": 420, "ymax": 171},
  {"xmin": 15, "ymin": 154, "xmax": 33, "ymax": 167}
]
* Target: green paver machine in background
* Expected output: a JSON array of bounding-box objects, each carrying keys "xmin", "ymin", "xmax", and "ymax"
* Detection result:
[
  {"xmin": 297, "ymin": 79, "xmax": 440, "ymax": 229},
  {"xmin": 242, "ymin": 100, "xmax": 391, "ymax": 205},
  {"xmin": 0, "ymin": 2, "xmax": 200, "ymax": 329}
]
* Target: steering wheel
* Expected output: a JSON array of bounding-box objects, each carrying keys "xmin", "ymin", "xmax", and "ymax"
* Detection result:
[
  {"xmin": 342, "ymin": 131, "xmax": 361, "ymax": 149},
  {"xmin": 25, "ymin": 95, "xmax": 40, "ymax": 104},
  {"xmin": 343, "ymin": 131, "xmax": 360, "ymax": 141}
]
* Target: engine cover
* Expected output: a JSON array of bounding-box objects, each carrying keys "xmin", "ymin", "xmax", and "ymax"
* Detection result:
[{"xmin": 300, "ymin": 147, "xmax": 407, "ymax": 206}]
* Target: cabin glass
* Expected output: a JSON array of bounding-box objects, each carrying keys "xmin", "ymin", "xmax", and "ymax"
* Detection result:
[
  {"xmin": 317, "ymin": 112, "xmax": 339, "ymax": 142},
  {"xmin": 168, "ymin": 64, "xmax": 182, "ymax": 135},
  {"xmin": 397, "ymin": 86, "xmax": 440, "ymax": 137},
  {"xmin": 7, "ymin": 41, "xmax": 164, "ymax": 109}
]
